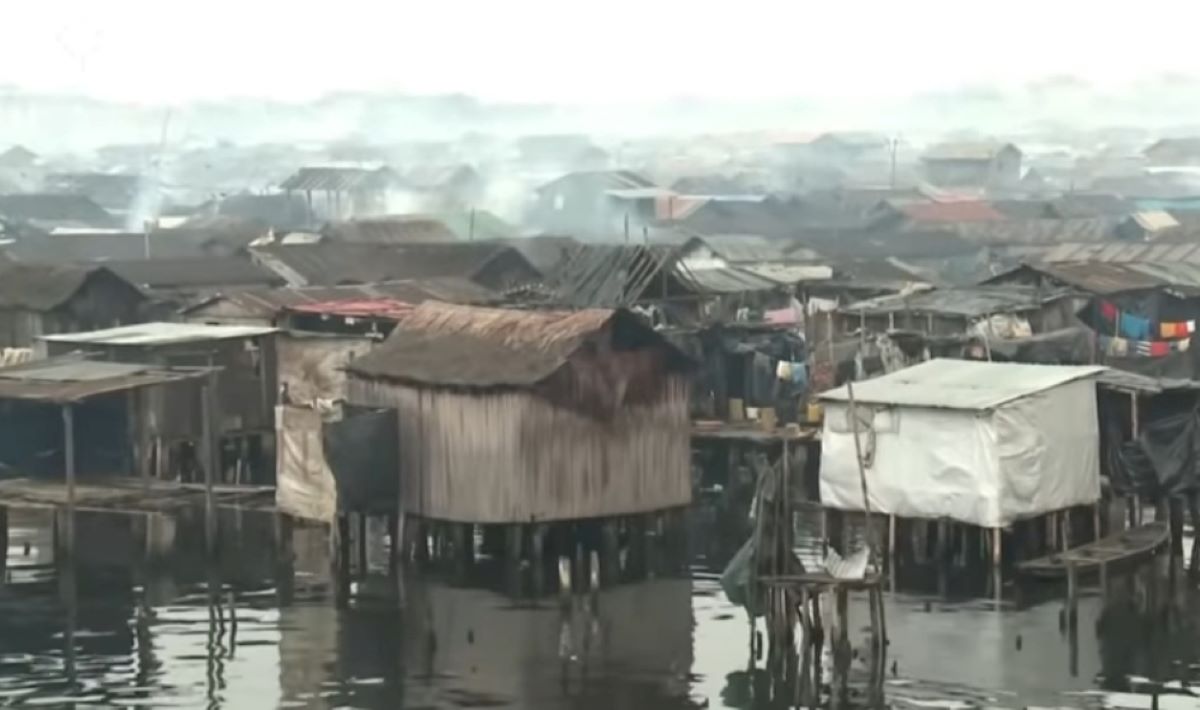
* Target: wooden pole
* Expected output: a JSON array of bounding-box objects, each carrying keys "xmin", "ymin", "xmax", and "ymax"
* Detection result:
[
  {"xmin": 992, "ymin": 526, "xmax": 1003, "ymax": 600},
  {"xmin": 1131, "ymin": 393, "xmax": 1141, "ymax": 527},
  {"xmin": 844, "ymin": 379, "xmax": 876, "ymax": 566},
  {"xmin": 62, "ymin": 404, "xmax": 76, "ymax": 558},
  {"xmin": 200, "ymin": 374, "xmax": 217, "ymax": 555},
  {"xmin": 356, "ymin": 513, "xmax": 368, "ymax": 576}
]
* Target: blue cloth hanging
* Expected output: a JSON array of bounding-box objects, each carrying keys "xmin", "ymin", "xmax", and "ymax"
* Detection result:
[{"xmin": 1119, "ymin": 312, "xmax": 1151, "ymax": 340}]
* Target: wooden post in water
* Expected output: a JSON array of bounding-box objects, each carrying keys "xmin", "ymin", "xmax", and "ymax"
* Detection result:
[
  {"xmin": 1131, "ymin": 393, "xmax": 1141, "ymax": 527},
  {"xmin": 356, "ymin": 513, "xmax": 368, "ymax": 576},
  {"xmin": 334, "ymin": 513, "xmax": 351, "ymax": 606},
  {"xmin": 62, "ymin": 404, "xmax": 76, "ymax": 558},
  {"xmin": 0, "ymin": 506, "xmax": 7, "ymax": 584},
  {"xmin": 992, "ymin": 526, "xmax": 1003, "ymax": 600},
  {"xmin": 200, "ymin": 374, "xmax": 217, "ymax": 555}
]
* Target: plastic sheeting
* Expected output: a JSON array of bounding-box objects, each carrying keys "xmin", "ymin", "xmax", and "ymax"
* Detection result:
[
  {"xmin": 275, "ymin": 405, "xmax": 337, "ymax": 523},
  {"xmin": 1107, "ymin": 410, "xmax": 1200, "ymax": 496},
  {"xmin": 819, "ymin": 378, "xmax": 1101, "ymax": 527},
  {"xmin": 322, "ymin": 407, "xmax": 398, "ymax": 515}
]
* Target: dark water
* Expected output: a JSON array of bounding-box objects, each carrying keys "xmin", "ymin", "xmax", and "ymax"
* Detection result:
[{"xmin": 3, "ymin": 508, "xmax": 1200, "ymax": 709}]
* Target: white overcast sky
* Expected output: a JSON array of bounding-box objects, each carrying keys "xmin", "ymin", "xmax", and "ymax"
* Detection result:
[{"xmin": 10, "ymin": 0, "xmax": 1199, "ymax": 103}]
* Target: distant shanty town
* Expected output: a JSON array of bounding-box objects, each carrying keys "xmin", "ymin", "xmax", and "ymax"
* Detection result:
[{"xmin": 1, "ymin": 128, "xmax": 1200, "ymax": 613}]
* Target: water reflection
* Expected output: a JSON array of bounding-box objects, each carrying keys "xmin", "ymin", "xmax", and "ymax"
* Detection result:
[{"xmin": 2, "ymin": 507, "xmax": 1200, "ymax": 708}]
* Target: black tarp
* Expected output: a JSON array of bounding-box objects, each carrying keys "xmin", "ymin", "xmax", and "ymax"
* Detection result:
[
  {"xmin": 1107, "ymin": 409, "xmax": 1200, "ymax": 496},
  {"xmin": 322, "ymin": 407, "xmax": 399, "ymax": 514}
]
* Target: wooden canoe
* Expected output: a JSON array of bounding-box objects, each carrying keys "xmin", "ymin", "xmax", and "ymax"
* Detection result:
[{"xmin": 1017, "ymin": 521, "xmax": 1169, "ymax": 579}]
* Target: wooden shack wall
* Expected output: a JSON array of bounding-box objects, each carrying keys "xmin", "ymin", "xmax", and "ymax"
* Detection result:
[{"xmin": 345, "ymin": 376, "xmax": 692, "ymax": 523}]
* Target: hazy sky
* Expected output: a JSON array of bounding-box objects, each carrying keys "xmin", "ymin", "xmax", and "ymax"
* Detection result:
[{"xmin": 10, "ymin": 0, "xmax": 1199, "ymax": 103}]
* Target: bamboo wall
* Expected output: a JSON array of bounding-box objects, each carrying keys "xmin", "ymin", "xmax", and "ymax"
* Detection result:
[{"xmin": 346, "ymin": 376, "xmax": 692, "ymax": 523}]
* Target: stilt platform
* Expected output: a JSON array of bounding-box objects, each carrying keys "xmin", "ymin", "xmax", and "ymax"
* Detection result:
[
  {"xmin": 0, "ymin": 477, "xmax": 275, "ymax": 514},
  {"xmin": 1017, "ymin": 520, "xmax": 1168, "ymax": 579}
]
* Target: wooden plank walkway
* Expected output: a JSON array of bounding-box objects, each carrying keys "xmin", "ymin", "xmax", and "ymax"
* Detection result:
[{"xmin": 0, "ymin": 477, "xmax": 275, "ymax": 515}]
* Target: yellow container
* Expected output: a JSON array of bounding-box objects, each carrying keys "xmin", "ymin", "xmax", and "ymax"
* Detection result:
[{"xmin": 806, "ymin": 402, "xmax": 824, "ymax": 424}]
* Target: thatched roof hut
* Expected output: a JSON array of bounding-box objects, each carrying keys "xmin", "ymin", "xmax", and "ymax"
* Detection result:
[{"xmin": 345, "ymin": 301, "xmax": 692, "ymax": 523}]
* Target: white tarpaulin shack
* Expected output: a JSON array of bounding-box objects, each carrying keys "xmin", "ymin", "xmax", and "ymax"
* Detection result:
[{"xmin": 818, "ymin": 359, "xmax": 1106, "ymax": 529}]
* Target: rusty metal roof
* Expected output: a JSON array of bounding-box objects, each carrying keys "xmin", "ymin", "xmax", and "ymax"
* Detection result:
[
  {"xmin": 1042, "ymin": 242, "xmax": 1200, "ymax": 264},
  {"xmin": 185, "ymin": 278, "xmax": 497, "ymax": 321}
]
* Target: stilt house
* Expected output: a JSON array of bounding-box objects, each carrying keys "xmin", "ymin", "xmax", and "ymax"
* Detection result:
[{"xmin": 345, "ymin": 302, "xmax": 693, "ymax": 523}]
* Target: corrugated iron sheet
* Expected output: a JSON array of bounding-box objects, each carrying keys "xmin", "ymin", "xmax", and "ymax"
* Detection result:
[
  {"xmin": 42, "ymin": 322, "xmax": 276, "ymax": 347},
  {"xmin": 1042, "ymin": 242, "xmax": 1200, "ymax": 264},
  {"xmin": 819, "ymin": 358, "xmax": 1106, "ymax": 411},
  {"xmin": 841, "ymin": 285, "xmax": 1065, "ymax": 318},
  {"xmin": 279, "ymin": 166, "xmax": 395, "ymax": 192},
  {"xmin": 0, "ymin": 356, "xmax": 207, "ymax": 402}
]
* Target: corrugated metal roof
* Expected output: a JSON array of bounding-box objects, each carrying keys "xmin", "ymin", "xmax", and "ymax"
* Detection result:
[
  {"xmin": 251, "ymin": 242, "xmax": 536, "ymax": 287},
  {"xmin": 898, "ymin": 200, "xmax": 1005, "ymax": 223},
  {"xmin": 841, "ymin": 285, "xmax": 1064, "ymax": 318},
  {"xmin": 950, "ymin": 218, "xmax": 1121, "ymax": 245},
  {"xmin": 672, "ymin": 263, "xmax": 780, "ymax": 294},
  {"xmin": 0, "ymin": 356, "xmax": 207, "ymax": 403},
  {"xmin": 1042, "ymin": 242, "xmax": 1200, "ymax": 264},
  {"xmin": 1132, "ymin": 210, "xmax": 1180, "ymax": 232},
  {"xmin": 1005, "ymin": 261, "xmax": 1200, "ymax": 294},
  {"xmin": 739, "ymin": 263, "xmax": 834, "ymax": 283},
  {"xmin": 185, "ymin": 278, "xmax": 497, "ymax": 320},
  {"xmin": 321, "ymin": 215, "xmax": 458, "ymax": 244},
  {"xmin": 0, "ymin": 263, "xmax": 136, "ymax": 311},
  {"xmin": 42, "ymin": 322, "xmax": 276, "ymax": 347},
  {"xmin": 819, "ymin": 359, "xmax": 1106, "ymax": 411},
  {"xmin": 279, "ymin": 166, "xmax": 397, "ymax": 192},
  {"xmin": 922, "ymin": 141, "xmax": 1019, "ymax": 161}
]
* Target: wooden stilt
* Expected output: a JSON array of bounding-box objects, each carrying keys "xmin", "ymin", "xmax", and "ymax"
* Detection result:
[
  {"xmin": 1093, "ymin": 503, "xmax": 1102, "ymax": 543},
  {"xmin": 992, "ymin": 526, "xmax": 1003, "ymax": 601},
  {"xmin": 1066, "ymin": 561, "xmax": 1078, "ymax": 627},
  {"xmin": 0, "ymin": 506, "xmax": 7, "ymax": 584},
  {"xmin": 505, "ymin": 524, "xmax": 523, "ymax": 564},
  {"xmin": 834, "ymin": 587, "xmax": 850, "ymax": 708},
  {"xmin": 334, "ymin": 514, "xmax": 350, "ymax": 606},
  {"xmin": 887, "ymin": 514, "xmax": 897, "ymax": 573},
  {"xmin": 600, "ymin": 519, "xmax": 620, "ymax": 586},
  {"xmin": 387, "ymin": 512, "xmax": 400, "ymax": 574},
  {"xmin": 356, "ymin": 513, "xmax": 368, "ymax": 576},
  {"xmin": 61, "ymin": 404, "xmax": 76, "ymax": 559},
  {"xmin": 797, "ymin": 589, "xmax": 813, "ymax": 707}
]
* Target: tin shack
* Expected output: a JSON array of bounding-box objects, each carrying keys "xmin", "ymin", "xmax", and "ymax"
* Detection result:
[
  {"xmin": 345, "ymin": 301, "xmax": 693, "ymax": 525},
  {"xmin": 41, "ymin": 323, "xmax": 278, "ymax": 484}
]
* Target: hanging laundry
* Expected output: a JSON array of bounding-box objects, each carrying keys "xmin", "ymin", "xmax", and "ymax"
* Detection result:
[
  {"xmin": 1136, "ymin": 340, "xmax": 1171, "ymax": 357},
  {"xmin": 1099, "ymin": 301, "xmax": 1119, "ymax": 321},
  {"xmin": 1118, "ymin": 312, "xmax": 1152, "ymax": 340},
  {"xmin": 1102, "ymin": 335, "xmax": 1130, "ymax": 357},
  {"xmin": 1159, "ymin": 320, "xmax": 1197, "ymax": 339}
]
